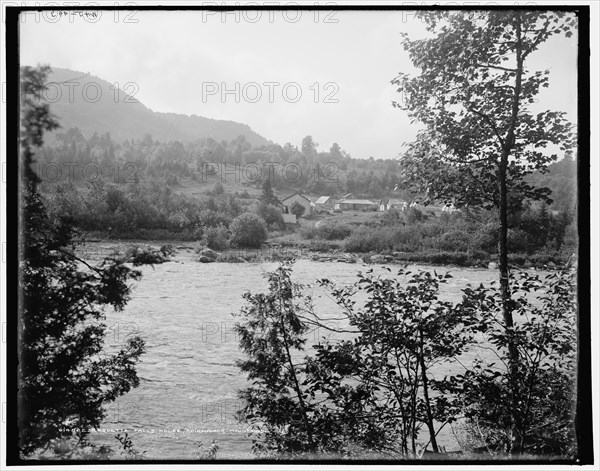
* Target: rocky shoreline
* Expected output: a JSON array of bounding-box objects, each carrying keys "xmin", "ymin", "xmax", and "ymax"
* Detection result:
[{"xmin": 77, "ymin": 239, "xmax": 565, "ymax": 271}]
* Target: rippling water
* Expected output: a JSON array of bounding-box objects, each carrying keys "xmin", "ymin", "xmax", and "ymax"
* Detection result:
[{"xmin": 86, "ymin": 247, "xmax": 502, "ymax": 459}]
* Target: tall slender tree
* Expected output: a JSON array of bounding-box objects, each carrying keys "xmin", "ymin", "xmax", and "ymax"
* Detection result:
[{"xmin": 394, "ymin": 10, "xmax": 576, "ymax": 453}]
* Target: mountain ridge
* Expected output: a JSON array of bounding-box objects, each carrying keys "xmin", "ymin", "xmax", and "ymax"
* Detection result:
[{"xmin": 37, "ymin": 66, "xmax": 271, "ymax": 147}]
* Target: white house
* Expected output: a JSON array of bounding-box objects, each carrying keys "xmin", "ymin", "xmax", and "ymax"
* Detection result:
[
  {"xmin": 281, "ymin": 193, "xmax": 316, "ymax": 216},
  {"xmin": 314, "ymin": 196, "xmax": 333, "ymax": 212},
  {"xmin": 334, "ymin": 199, "xmax": 377, "ymax": 211},
  {"xmin": 379, "ymin": 198, "xmax": 406, "ymax": 212}
]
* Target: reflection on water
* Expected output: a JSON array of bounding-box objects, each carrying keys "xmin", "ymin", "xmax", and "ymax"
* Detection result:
[{"xmin": 87, "ymin": 251, "xmax": 500, "ymax": 459}]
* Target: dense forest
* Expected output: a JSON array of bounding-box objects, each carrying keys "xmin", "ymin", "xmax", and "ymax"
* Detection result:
[{"xmin": 34, "ymin": 126, "xmax": 575, "ymax": 204}]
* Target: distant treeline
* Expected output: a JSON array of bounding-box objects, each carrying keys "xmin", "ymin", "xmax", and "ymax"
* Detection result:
[{"xmin": 34, "ymin": 128, "xmax": 404, "ymax": 198}]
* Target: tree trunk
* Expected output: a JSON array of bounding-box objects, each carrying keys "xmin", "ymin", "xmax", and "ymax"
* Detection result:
[
  {"xmin": 498, "ymin": 151, "xmax": 521, "ymax": 454},
  {"xmin": 498, "ymin": 11, "xmax": 524, "ymax": 455},
  {"xmin": 419, "ymin": 330, "xmax": 439, "ymax": 453},
  {"xmin": 279, "ymin": 315, "xmax": 315, "ymax": 452}
]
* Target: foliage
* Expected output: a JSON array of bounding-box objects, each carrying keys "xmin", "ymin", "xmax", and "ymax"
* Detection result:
[
  {"xmin": 124, "ymin": 244, "xmax": 174, "ymax": 265},
  {"xmin": 395, "ymin": 10, "xmax": 575, "ymax": 210},
  {"xmin": 214, "ymin": 181, "xmax": 224, "ymax": 195},
  {"xmin": 256, "ymin": 203, "xmax": 285, "ymax": 230},
  {"xmin": 395, "ymin": 13, "xmax": 576, "ymax": 452},
  {"xmin": 193, "ymin": 440, "xmax": 219, "ymax": 460},
  {"xmin": 452, "ymin": 265, "xmax": 578, "ymax": 456},
  {"xmin": 259, "ymin": 178, "xmax": 280, "ymax": 206},
  {"xmin": 290, "ymin": 201, "xmax": 306, "ymax": 218},
  {"xmin": 203, "ymin": 224, "xmax": 230, "ymax": 250},
  {"xmin": 301, "ymin": 222, "xmax": 352, "ymax": 241},
  {"xmin": 315, "ymin": 268, "xmax": 477, "ymax": 456},
  {"xmin": 229, "ymin": 213, "xmax": 268, "ymax": 248},
  {"xmin": 234, "ymin": 264, "xmax": 319, "ymax": 455},
  {"xmin": 19, "ymin": 66, "xmax": 149, "ymax": 456},
  {"xmin": 43, "ymin": 180, "xmax": 242, "ymax": 239},
  {"xmin": 115, "ymin": 433, "xmax": 146, "ymax": 460},
  {"xmin": 236, "ymin": 264, "xmax": 479, "ymax": 457}
]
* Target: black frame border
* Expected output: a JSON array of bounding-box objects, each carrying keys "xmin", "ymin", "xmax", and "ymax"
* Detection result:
[{"xmin": 4, "ymin": 3, "xmax": 593, "ymax": 466}]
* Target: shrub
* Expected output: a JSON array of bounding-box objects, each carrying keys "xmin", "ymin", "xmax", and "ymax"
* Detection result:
[
  {"xmin": 230, "ymin": 213, "xmax": 268, "ymax": 248},
  {"xmin": 507, "ymin": 229, "xmax": 530, "ymax": 253},
  {"xmin": 213, "ymin": 182, "xmax": 225, "ymax": 195},
  {"xmin": 300, "ymin": 226, "xmax": 318, "ymax": 240},
  {"xmin": 316, "ymin": 222, "xmax": 352, "ymax": 240},
  {"xmin": 290, "ymin": 201, "xmax": 306, "ymax": 218},
  {"xmin": 472, "ymin": 222, "xmax": 500, "ymax": 252},
  {"xmin": 344, "ymin": 226, "xmax": 395, "ymax": 253},
  {"xmin": 405, "ymin": 207, "xmax": 425, "ymax": 223},
  {"xmin": 256, "ymin": 203, "xmax": 285, "ymax": 230},
  {"xmin": 456, "ymin": 267, "xmax": 577, "ymax": 456},
  {"xmin": 204, "ymin": 224, "xmax": 230, "ymax": 250},
  {"xmin": 438, "ymin": 230, "xmax": 471, "ymax": 252}
]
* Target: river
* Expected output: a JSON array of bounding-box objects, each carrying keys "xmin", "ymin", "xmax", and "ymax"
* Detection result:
[{"xmin": 84, "ymin": 244, "xmax": 503, "ymax": 459}]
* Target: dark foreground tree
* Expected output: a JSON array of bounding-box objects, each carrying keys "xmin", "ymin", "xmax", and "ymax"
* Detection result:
[
  {"xmin": 19, "ymin": 66, "xmax": 157, "ymax": 456},
  {"xmin": 235, "ymin": 264, "xmax": 478, "ymax": 457},
  {"xmin": 394, "ymin": 10, "xmax": 575, "ymax": 453}
]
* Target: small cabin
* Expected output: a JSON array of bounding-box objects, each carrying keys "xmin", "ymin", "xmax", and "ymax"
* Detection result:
[
  {"xmin": 334, "ymin": 199, "xmax": 377, "ymax": 211},
  {"xmin": 281, "ymin": 193, "xmax": 316, "ymax": 216}
]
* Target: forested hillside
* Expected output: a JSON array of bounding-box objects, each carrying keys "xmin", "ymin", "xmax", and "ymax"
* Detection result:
[{"xmin": 38, "ymin": 67, "xmax": 270, "ymax": 146}]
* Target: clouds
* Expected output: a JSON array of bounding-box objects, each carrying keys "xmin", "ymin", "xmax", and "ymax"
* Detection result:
[{"xmin": 20, "ymin": 9, "xmax": 576, "ymax": 159}]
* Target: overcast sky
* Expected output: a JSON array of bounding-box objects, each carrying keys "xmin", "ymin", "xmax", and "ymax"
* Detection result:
[{"xmin": 20, "ymin": 9, "xmax": 578, "ymax": 159}]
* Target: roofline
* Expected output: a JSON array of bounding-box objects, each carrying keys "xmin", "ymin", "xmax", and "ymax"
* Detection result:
[{"xmin": 282, "ymin": 192, "xmax": 314, "ymax": 204}]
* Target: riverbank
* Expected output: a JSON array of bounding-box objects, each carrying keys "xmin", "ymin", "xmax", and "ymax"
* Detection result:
[{"xmin": 75, "ymin": 238, "xmax": 570, "ymax": 270}]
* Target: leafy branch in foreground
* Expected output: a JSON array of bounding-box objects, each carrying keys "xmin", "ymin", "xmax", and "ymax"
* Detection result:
[
  {"xmin": 235, "ymin": 263, "xmax": 578, "ymax": 459},
  {"xmin": 314, "ymin": 268, "xmax": 478, "ymax": 457},
  {"xmin": 450, "ymin": 264, "xmax": 578, "ymax": 456},
  {"xmin": 235, "ymin": 263, "xmax": 478, "ymax": 457}
]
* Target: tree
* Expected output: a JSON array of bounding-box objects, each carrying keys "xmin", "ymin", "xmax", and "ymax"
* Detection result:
[
  {"xmin": 259, "ymin": 178, "xmax": 280, "ymax": 207},
  {"xmin": 317, "ymin": 268, "xmax": 476, "ymax": 456},
  {"xmin": 301, "ymin": 135, "xmax": 318, "ymax": 158},
  {"xmin": 235, "ymin": 264, "xmax": 480, "ymax": 457},
  {"xmin": 394, "ymin": 11, "xmax": 575, "ymax": 453},
  {"xmin": 229, "ymin": 213, "xmax": 267, "ymax": 248},
  {"xmin": 454, "ymin": 265, "xmax": 578, "ymax": 455},
  {"xmin": 235, "ymin": 264, "xmax": 318, "ymax": 455},
  {"xmin": 19, "ymin": 66, "xmax": 151, "ymax": 456},
  {"xmin": 290, "ymin": 201, "xmax": 306, "ymax": 218},
  {"xmin": 256, "ymin": 203, "xmax": 285, "ymax": 229}
]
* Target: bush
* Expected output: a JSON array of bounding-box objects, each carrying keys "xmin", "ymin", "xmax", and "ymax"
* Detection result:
[
  {"xmin": 300, "ymin": 226, "xmax": 318, "ymax": 240},
  {"xmin": 204, "ymin": 224, "xmax": 230, "ymax": 250},
  {"xmin": 457, "ymin": 267, "xmax": 577, "ymax": 456},
  {"xmin": 213, "ymin": 182, "xmax": 225, "ymax": 195},
  {"xmin": 344, "ymin": 226, "xmax": 395, "ymax": 253},
  {"xmin": 405, "ymin": 207, "xmax": 425, "ymax": 223},
  {"xmin": 256, "ymin": 203, "xmax": 285, "ymax": 230},
  {"xmin": 230, "ymin": 213, "xmax": 268, "ymax": 248},
  {"xmin": 438, "ymin": 230, "xmax": 471, "ymax": 252},
  {"xmin": 316, "ymin": 222, "xmax": 352, "ymax": 240}
]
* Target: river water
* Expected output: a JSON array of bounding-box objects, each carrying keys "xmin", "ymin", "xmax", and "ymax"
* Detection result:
[{"xmin": 85, "ymin": 246, "xmax": 503, "ymax": 459}]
